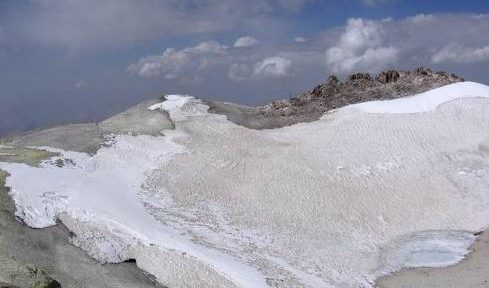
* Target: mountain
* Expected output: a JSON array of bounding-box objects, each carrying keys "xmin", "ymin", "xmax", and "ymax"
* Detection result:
[{"xmin": 1, "ymin": 71, "xmax": 489, "ymax": 288}]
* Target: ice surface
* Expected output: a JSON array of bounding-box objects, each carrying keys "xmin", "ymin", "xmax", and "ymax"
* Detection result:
[
  {"xmin": 2, "ymin": 83, "xmax": 489, "ymax": 287},
  {"xmin": 378, "ymin": 230, "xmax": 476, "ymax": 276}
]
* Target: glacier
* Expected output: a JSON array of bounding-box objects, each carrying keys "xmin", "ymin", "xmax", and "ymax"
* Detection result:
[{"xmin": 1, "ymin": 82, "xmax": 489, "ymax": 287}]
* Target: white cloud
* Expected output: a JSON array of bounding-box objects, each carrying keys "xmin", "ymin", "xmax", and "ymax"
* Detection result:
[
  {"xmin": 128, "ymin": 41, "xmax": 227, "ymax": 82},
  {"xmin": 325, "ymin": 18, "xmax": 399, "ymax": 74},
  {"xmin": 228, "ymin": 56, "xmax": 295, "ymax": 81},
  {"xmin": 227, "ymin": 51, "xmax": 321, "ymax": 81},
  {"xmin": 431, "ymin": 42, "xmax": 489, "ymax": 64},
  {"xmin": 294, "ymin": 36, "xmax": 307, "ymax": 43},
  {"xmin": 252, "ymin": 56, "xmax": 294, "ymax": 78},
  {"xmin": 127, "ymin": 13, "xmax": 489, "ymax": 94},
  {"xmin": 234, "ymin": 36, "xmax": 259, "ymax": 48}
]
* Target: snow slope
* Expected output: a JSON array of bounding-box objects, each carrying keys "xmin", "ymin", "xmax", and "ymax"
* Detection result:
[
  {"xmin": 351, "ymin": 81, "xmax": 489, "ymax": 113},
  {"xmin": 2, "ymin": 82, "xmax": 489, "ymax": 287}
]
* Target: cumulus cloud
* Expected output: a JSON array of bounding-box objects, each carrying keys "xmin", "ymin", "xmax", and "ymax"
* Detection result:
[
  {"xmin": 234, "ymin": 36, "xmax": 259, "ymax": 48},
  {"xmin": 128, "ymin": 13, "xmax": 489, "ymax": 85},
  {"xmin": 294, "ymin": 36, "xmax": 307, "ymax": 43},
  {"xmin": 129, "ymin": 13, "xmax": 489, "ymax": 86},
  {"xmin": 131, "ymin": 38, "xmax": 298, "ymax": 82},
  {"xmin": 228, "ymin": 56, "xmax": 294, "ymax": 81},
  {"xmin": 128, "ymin": 41, "xmax": 228, "ymax": 82},
  {"xmin": 431, "ymin": 42, "xmax": 489, "ymax": 64},
  {"xmin": 326, "ymin": 18, "xmax": 399, "ymax": 74},
  {"xmin": 252, "ymin": 56, "xmax": 294, "ymax": 78}
]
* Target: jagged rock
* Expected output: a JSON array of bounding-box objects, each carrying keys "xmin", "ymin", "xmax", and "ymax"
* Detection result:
[{"xmin": 377, "ymin": 70, "xmax": 400, "ymax": 83}]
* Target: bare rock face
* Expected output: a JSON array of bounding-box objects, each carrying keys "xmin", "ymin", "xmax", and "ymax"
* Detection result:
[{"xmin": 262, "ymin": 67, "xmax": 463, "ymax": 120}]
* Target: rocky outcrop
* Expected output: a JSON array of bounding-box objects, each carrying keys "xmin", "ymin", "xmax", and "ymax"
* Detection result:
[
  {"xmin": 262, "ymin": 67, "xmax": 463, "ymax": 119},
  {"xmin": 207, "ymin": 67, "xmax": 463, "ymax": 129}
]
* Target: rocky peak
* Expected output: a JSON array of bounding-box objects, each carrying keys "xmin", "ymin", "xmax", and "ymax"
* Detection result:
[{"xmin": 262, "ymin": 67, "xmax": 464, "ymax": 120}]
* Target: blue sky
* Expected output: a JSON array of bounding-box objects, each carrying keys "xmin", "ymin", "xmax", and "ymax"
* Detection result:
[{"xmin": 0, "ymin": 0, "xmax": 488, "ymax": 135}]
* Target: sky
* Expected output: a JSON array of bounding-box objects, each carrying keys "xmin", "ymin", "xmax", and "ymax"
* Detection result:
[{"xmin": 0, "ymin": 0, "xmax": 488, "ymax": 136}]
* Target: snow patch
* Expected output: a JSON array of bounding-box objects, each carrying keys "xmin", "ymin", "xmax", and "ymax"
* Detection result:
[{"xmin": 352, "ymin": 82, "xmax": 489, "ymax": 113}]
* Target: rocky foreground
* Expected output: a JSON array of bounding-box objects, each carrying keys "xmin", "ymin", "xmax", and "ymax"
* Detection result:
[{"xmin": 207, "ymin": 67, "xmax": 463, "ymax": 129}]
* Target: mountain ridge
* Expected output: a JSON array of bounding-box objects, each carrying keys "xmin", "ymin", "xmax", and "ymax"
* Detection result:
[{"xmin": 206, "ymin": 67, "xmax": 463, "ymax": 129}]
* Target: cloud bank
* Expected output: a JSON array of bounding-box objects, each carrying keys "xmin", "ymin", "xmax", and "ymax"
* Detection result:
[{"xmin": 128, "ymin": 13, "xmax": 489, "ymax": 89}]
